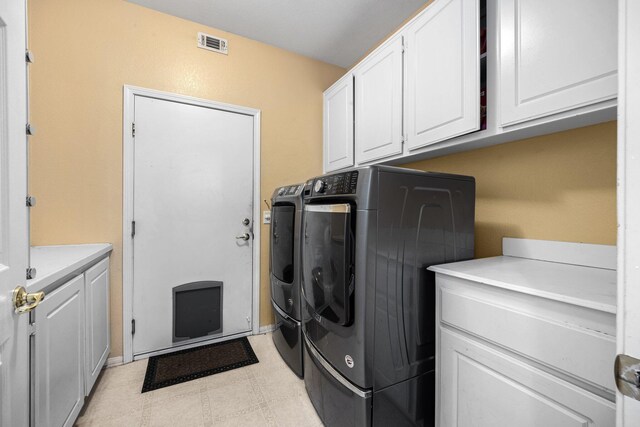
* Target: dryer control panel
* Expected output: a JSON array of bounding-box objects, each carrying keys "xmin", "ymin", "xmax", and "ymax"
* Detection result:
[{"xmin": 311, "ymin": 171, "xmax": 358, "ymax": 196}]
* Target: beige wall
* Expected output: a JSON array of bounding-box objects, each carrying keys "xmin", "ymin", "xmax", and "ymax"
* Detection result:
[
  {"xmin": 28, "ymin": 0, "xmax": 344, "ymax": 357},
  {"xmin": 403, "ymin": 121, "xmax": 617, "ymax": 258},
  {"xmin": 29, "ymin": 0, "xmax": 616, "ymax": 361}
]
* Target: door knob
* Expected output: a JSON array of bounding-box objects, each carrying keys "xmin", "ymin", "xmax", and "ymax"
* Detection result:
[
  {"xmin": 236, "ymin": 233, "xmax": 251, "ymax": 241},
  {"xmin": 12, "ymin": 286, "xmax": 45, "ymax": 314}
]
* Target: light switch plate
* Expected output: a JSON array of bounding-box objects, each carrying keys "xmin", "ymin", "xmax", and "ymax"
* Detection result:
[{"xmin": 263, "ymin": 211, "xmax": 271, "ymax": 224}]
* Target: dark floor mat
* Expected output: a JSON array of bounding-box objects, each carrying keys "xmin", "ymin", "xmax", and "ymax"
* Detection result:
[{"xmin": 141, "ymin": 337, "xmax": 259, "ymax": 392}]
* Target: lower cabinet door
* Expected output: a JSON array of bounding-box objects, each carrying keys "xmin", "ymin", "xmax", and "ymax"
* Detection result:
[
  {"xmin": 84, "ymin": 257, "xmax": 110, "ymax": 394},
  {"xmin": 34, "ymin": 275, "xmax": 85, "ymax": 427},
  {"xmin": 438, "ymin": 327, "xmax": 615, "ymax": 427}
]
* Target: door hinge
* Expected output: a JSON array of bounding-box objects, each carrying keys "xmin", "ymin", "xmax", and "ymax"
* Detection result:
[
  {"xmin": 26, "ymin": 267, "xmax": 37, "ymax": 280},
  {"xmin": 616, "ymin": 354, "xmax": 640, "ymax": 401},
  {"xmin": 131, "ymin": 319, "xmax": 136, "ymax": 335},
  {"xmin": 131, "ymin": 221, "xmax": 136, "ymax": 238},
  {"xmin": 25, "ymin": 50, "xmax": 35, "ymax": 63},
  {"xmin": 131, "ymin": 122, "xmax": 136, "ymax": 138},
  {"xmin": 28, "ymin": 323, "xmax": 36, "ymax": 336},
  {"xmin": 26, "ymin": 196, "xmax": 36, "ymax": 207},
  {"xmin": 26, "ymin": 123, "xmax": 35, "ymax": 136}
]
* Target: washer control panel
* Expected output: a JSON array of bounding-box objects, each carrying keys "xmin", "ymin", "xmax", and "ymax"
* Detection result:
[
  {"xmin": 312, "ymin": 171, "xmax": 358, "ymax": 195},
  {"xmin": 276, "ymin": 184, "xmax": 302, "ymax": 197}
]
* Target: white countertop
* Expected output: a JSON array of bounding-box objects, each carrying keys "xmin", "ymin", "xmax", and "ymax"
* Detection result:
[
  {"xmin": 27, "ymin": 244, "xmax": 113, "ymax": 292},
  {"xmin": 429, "ymin": 255, "xmax": 617, "ymax": 314}
]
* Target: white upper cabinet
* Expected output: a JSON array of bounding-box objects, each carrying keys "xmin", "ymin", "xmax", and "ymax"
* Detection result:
[
  {"xmin": 499, "ymin": 0, "xmax": 617, "ymax": 126},
  {"xmin": 354, "ymin": 35, "xmax": 404, "ymax": 164},
  {"xmin": 323, "ymin": 74, "xmax": 354, "ymax": 172},
  {"xmin": 405, "ymin": 0, "xmax": 480, "ymax": 150}
]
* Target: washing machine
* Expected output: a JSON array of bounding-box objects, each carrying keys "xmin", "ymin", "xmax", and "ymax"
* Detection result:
[
  {"xmin": 270, "ymin": 183, "xmax": 305, "ymax": 377},
  {"xmin": 301, "ymin": 165, "xmax": 475, "ymax": 426}
]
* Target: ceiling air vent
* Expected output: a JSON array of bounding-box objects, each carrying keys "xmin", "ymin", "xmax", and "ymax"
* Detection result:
[{"xmin": 197, "ymin": 32, "xmax": 228, "ymax": 55}]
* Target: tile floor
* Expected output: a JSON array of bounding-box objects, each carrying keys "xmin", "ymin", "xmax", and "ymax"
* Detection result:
[{"xmin": 75, "ymin": 333, "xmax": 323, "ymax": 427}]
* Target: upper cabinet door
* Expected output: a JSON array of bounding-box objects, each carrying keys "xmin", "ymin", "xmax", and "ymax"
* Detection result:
[
  {"xmin": 499, "ymin": 0, "xmax": 617, "ymax": 127},
  {"xmin": 354, "ymin": 35, "xmax": 404, "ymax": 164},
  {"xmin": 405, "ymin": 0, "xmax": 480, "ymax": 151},
  {"xmin": 324, "ymin": 74, "xmax": 354, "ymax": 172}
]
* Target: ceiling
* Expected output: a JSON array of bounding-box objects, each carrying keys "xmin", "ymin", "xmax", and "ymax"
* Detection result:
[{"xmin": 127, "ymin": 0, "xmax": 428, "ymax": 68}]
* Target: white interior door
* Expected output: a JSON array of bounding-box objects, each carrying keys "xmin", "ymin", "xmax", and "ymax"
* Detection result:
[
  {"xmin": 0, "ymin": 0, "xmax": 30, "ymax": 426},
  {"xmin": 617, "ymin": 0, "xmax": 640, "ymax": 424},
  {"xmin": 132, "ymin": 95, "xmax": 255, "ymax": 357}
]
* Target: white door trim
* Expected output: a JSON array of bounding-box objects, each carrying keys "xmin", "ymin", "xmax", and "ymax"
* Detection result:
[
  {"xmin": 617, "ymin": 0, "xmax": 640, "ymax": 424},
  {"xmin": 122, "ymin": 85, "xmax": 261, "ymax": 363}
]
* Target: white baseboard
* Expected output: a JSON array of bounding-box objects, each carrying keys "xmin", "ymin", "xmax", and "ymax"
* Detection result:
[
  {"xmin": 258, "ymin": 324, "xmax": 275, "ymax": 334},
  {"xmin": 106, "ymin": 356, "xmax": 124, "ymax": 368}
]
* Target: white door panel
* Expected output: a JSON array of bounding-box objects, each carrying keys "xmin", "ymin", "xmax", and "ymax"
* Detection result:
[
  {"xmin": 323, "ymin": 75, "xmax": 354, "ymax": 172},
  {"xmin": 354, "ymin": 35, "xmax": 403, "ymax": 164},
  {"xmin": 84, "ymin": 258, "xmax": 110, "ymax": 394},
  {"xmin": 500, "ymin": 0, "xmax": 617, "ymax": 126},
  {"xmin": 34, "ymin": 276, "xmax": 85, "ymax": 427},
  {"xmin": 439, "ymin": 329, "xmax": 615, "ymax": 427},
  {"xmin": 133, "ymin": 96, "xmax": 254, "ymax": 356},
  {"xmin": 0, "ymin": 0, "xmax": 30, "ymax": 426},
  {"xmin": 405, "ymin": 0, "xmax": 480, "ymax": 150}
]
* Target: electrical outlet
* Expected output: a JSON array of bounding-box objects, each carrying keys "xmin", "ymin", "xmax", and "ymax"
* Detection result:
[{"xmin": 263, "ymin": 211, "xmax": 271, "ymax": 224}]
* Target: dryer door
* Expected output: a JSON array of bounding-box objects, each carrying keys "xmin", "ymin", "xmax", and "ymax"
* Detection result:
[
  {"xmin": 271, "ymin": 204, "xmax": 295, "ymax": 284},
  {"xmin": 270, "ymin": 204, "xmax": 296, "ymax": 314},
  {"xmin": 302, "ymin": 203, "xmax": 354, "ymax": 326}
]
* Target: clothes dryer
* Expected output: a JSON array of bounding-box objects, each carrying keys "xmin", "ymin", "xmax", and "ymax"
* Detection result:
[{"xmin": 301, "ymin": 166, "xmax": 475, "ymax": 426}]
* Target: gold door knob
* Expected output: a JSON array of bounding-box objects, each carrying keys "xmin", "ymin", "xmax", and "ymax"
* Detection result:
[{"xmin": 12, "ymin": 286, "xmax": 45, "ymax": 314}]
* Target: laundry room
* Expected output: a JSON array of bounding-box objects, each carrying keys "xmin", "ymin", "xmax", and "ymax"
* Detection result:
[{"xmin": 1, "ymin": 0, "xmax": 636, "ymax": 426}]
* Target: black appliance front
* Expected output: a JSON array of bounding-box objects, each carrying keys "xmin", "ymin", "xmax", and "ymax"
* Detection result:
[
  {"xmin": 272, "ymin": 302, "xmax": 303, "ymax": 377},
  {"xmin": 302, "ymin": 203, "xmax": 354, "ymax": 327},
  {"xmin": 269, "ymin": 183, "xmax": 305, "ymax": 378},
  {"xmin": 270, "ymin": 184, "xmax": 303, "ymax": 320},
  {"xmin": 301, "ymin": 166, "xmax": 475, "ymax": 427},
  {"xmin": 304, "ymin": 337, "xmax": 371, "ymax": 427}
]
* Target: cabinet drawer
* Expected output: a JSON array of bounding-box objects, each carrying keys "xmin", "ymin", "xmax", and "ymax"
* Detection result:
[
  {"xmin": 438, "ymin": 275, "xmax": 616, "ymax": 392},
  {"xmin": 438, "ymin": 327, "xmax": 615, "ymax": 427}
]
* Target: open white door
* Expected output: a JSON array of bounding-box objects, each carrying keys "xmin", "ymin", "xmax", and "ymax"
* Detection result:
[
  {"xmin": 0, "ymin": 0, "xmax": 30, "ymax": 426},
  {"xmin": 616, "ymin": 0, "xmax": 640, "ymax": 424}
]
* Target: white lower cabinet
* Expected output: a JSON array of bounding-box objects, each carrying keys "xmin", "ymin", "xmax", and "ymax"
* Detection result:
[
  {"xmin": 431, "ymin": 238, "xmax": 616, "ymax": 427},
  {"xmin": 84, "ymin": 258, "xmax": 110, "ymax": 394},
  {"xmin": 33, "ymin": 256, "xmax": 111, "ymax": 427},
  {"xmin": 439, "ymin": 328, "xmax": 615, "ymax": 427},
  {"xmin": 34, "ymin": 275, "xmax": 85, "ymax": 427}
]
